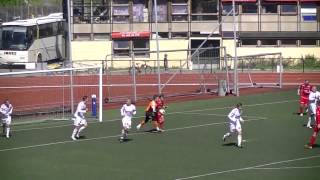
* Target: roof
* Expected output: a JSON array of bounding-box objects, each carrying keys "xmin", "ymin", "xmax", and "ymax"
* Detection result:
[{"xmin": 1, "ymin": 13, "xmax": 64, "ymax": 27}]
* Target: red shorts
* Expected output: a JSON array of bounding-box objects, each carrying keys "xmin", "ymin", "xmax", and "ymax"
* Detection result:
[
  {"xmin": 300, "ymin": 96, "xmax": 309, "ymax": 106},
  {"xmin": 156, "ymin": 113, "xmax": 165, "ymax": 124}
]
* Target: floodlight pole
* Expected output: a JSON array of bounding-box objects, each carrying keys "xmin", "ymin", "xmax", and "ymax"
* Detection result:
[
  {"xmin": 154, "ymin": 0, "xmax": 161, "ymax": 94},
  {"xmin": 67, "ymin": 0, "xmax": 75, "ymax": 113},
  {"xmin": 232, "ymin": 0, "xmax": 239, "ymax": 96}
]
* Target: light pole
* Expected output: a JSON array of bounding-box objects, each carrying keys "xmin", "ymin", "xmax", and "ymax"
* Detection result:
[
  {"xmin": 232, "ymin": 0, "xmax": 238, "ymax": 96},
  {"xmin": 153, "ymin": 0, "xmax": 161, "ymax": 94}
]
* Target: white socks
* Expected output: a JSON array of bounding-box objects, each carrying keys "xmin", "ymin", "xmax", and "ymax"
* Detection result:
[
  {"xmin": 76, "ymin": 126, "xmax": 86, "ymax": 137},
  {"xmin": 307, "ymin": 116, "xmax": 314, "ymax": 128},
  {"xmin": 237, "ymin": 135, "xmax": 242, "ymax": 147},
  {"xmin": 71, "ymin": 128, "xmax": 78, "ymax": 138},
  {"xmin": 6, "ymin": 127, "xmax": 10, "ymax": 138},
  {"xmin": 224, "ymin": 132, "xmax": 231, "ymax": 138}
]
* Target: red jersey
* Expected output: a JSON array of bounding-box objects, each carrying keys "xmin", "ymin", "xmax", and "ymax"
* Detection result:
[
  {"xmin": 155, "ymin": 98, "xmax": 164, "ymax": 110},
  {"xmin": 316, "ymin": 106, "xmax": 320, "ymax": 125},
  {"xmin": 299, "ymin": 83, "xmax": 311, "ymax": 98}
]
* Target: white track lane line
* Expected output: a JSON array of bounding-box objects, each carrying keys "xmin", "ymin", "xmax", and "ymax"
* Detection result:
[
  {"xmin": 12, "ymin": 99, "xmax": 295, "ymax": 132},
  {"xmin": 0, "ymin": 118, "xmax": 264, "ymax": 152},
  {"xmin": 175, "ymin": 155, "xmax": 320, "ymax": 180}
]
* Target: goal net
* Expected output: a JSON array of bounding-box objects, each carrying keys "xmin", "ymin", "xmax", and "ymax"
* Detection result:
[
  {"xmin": 230, "ymin": 52, "xmax": 283, "ymax": 90},
  {"xmin": 0, "ymin": 66, "xmax": 103, "ymax": 124}
]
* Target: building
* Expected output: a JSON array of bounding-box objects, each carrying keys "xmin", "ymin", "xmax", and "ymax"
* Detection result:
[{"xmin": 68, "ymin": 0, "xmax": 320, "ymax": 67}]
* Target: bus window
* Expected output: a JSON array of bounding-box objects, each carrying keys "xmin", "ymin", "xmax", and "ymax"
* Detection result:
[{"xmin": 0, "ymin": 26, "xmax": 28, "ymax": 50}]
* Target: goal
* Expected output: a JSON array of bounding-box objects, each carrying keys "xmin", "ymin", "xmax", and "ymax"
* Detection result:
[
  {"xmin": 230, "ymin": 52, "xmax": 283, "ymax": 90},
  {"xmin": 0, "ymin": 66, "xmax": 103, "ymax": 124}
]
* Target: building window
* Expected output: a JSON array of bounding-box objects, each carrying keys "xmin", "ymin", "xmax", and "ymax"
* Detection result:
[
  {"xmin": 93, "ymin": 33, "xmax": 110, "ymax": 40},
  {"xmin": 280, "ymin": 39, "xmax": 297, "ymax": 46},
  {"xmin": 280, "ymin": 4, "xmax": 297, "ymax": 15},
  {"xmin": 241, "ymin": 39, "xmax": 257, "ymax": 46},
  {"xmin": 300, "ymin": 39, "xmax": 317, "ymax": 46},
  {"xmin": 301, "ymin": 4, "xmax": 317, "ymax": 22},
  {"xmin": 74, "ymin": 33, "xmax": 91, "ymax": 41},
  {"xmin": 92, "ymin": 0, "xmax": 111, "ymax": 23},
  {"xmin": 222, "ymin": 3, "xmax": 239, "ymax": 15},
  {"xmin": 133, "ymin": 39, "xmax": 149, "ymax": 57},
  {"xmin": 73, "ymin": 0, "xmax": 91, "ymax": 24},
  {"xmin": 261, "ymin": 4, "xmax": 277, "ymax": 14},
  {"xmin": 172, "ymin": 0, "xmax": 188, "ymax": 21},
  {"xmin": 152, "ymin": 0, "xmax": 168, "ymax": 22},
  {"xmin": 133, "ymin": 0, "xmax": 148, "ymax": 22},
  {"xmin": 260, "ymin": 39, "xmax": 278, "ymax": 46},
  {"xmin": 242, "ymin": 3, "xmax": 258, "ymax": 14},
  {"xmin": 112, "ymin": 0, "xmax": 130, "ymax": 23},
  {"xmin": 113, "ymin": 40, "xmax": 149, "ymax": 57},
  {"xmin": 191, "ymin": 0, "xmax": 218, "ymax": 21}
]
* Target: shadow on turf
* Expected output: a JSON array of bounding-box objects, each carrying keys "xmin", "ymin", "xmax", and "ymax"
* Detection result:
[
  {"xmin": 144, "ymin": 129, "xmax": 162, "ymax": 133},
  {"xmin": 119, "ymin": 138, "xmax": 133, "ymax": 143},
  {"xmin": 222, "ymin": 142, "xmax": 237, "ymax": 147}
]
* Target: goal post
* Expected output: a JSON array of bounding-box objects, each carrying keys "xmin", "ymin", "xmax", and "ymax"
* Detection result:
[
  {"xmin": 232, "ymin": 52, "xmax": 283, "ymax": 90},
  {"xmin": 0, "ymin": 66, "xmax": 103, "ymax": 124}
]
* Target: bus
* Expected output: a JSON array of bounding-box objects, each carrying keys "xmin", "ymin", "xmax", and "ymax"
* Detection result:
[{"xmin": 0, "ymin": 13, "xmax": 65, "ymax": 66}]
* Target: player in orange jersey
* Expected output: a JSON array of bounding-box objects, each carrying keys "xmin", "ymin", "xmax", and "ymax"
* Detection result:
[{"xmin": 136, "ymin": 95, "xmax": 160, "ymax": 131}]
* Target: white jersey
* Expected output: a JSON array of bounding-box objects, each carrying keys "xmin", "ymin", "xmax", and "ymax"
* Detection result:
[
  {"xmin": 309, "ymin": 91, "xmax": 320, "ymax": 105},
  {"xmin": 227, "ymin": 107, "xmax": 242, "ymax": 133},
  {"xmin": 74, "ymin": 101, "xmax": 87, "ymax": 118},
  {"xmin": 121, "ymin": 104, "xmax": 136, "ymax": 118},
  {"xmin": 228, "ymin": 107, "xmax": 241, "ymax": 123},
  {"xmin": 0, "ymin": 103, "xmax": 13, "ymax": 119}
]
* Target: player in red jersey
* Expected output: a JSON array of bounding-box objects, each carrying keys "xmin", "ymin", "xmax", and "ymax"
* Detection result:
[
  {"xmin": 298, "ymin": 80, "xmax": 312, "ymax": 116},
  {"xmin": 305, "ymin": 101, "xmax": 320, "ymax": 149},
  {"xmin": 155, "ymin": 94, "xmax": 167, "ymax": 132}
]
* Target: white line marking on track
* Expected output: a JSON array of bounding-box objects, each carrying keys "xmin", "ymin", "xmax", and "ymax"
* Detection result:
[
  {"xmin": 0, "ymin": 118, "xmax": 264, "ymax": 152},
  {"xmin": 252, "ymin": 165, "xmax": 320, "ymax": 170},
  {"xmin": 175, "ymin": 155, "xmax": 320, "ymax": 180},
  {"xmin": 12, "ymin": 99, "xmax": 295, "ymax": 132}
]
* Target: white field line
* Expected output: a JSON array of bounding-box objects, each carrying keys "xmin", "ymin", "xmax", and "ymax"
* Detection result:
[
  {"xmin": 252, "ymin": 165, "xmax": 320, "ymax": 170},
  {"xmin": 0, "ymin": 118, "xmax": 263, "ymax": 152},
  {"xmin": 175, "ymin": 155, "xmax": 320, "ymax": 180},
  {"xmin": 12, "ymin": 99, "xmax": 295, "ymax": 132},
  {"xmin": 177, "ymin": 112, "xmax": 267, "ymax": 120}
]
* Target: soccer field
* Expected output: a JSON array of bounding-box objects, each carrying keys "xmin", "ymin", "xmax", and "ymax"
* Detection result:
[{"xmin": 0, "ymin": 90, "xmax": 319, "ymax": 180}]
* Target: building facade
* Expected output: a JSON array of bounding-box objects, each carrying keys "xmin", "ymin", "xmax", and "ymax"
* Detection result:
[{"xmin": 68, "ymin": 0, "xmax": 320, "ymax": 66}]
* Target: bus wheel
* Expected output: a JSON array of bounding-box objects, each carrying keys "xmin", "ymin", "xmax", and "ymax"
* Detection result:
[{"xmin": 37, "ymin": 54, "xmax": 42, "ymax": 62}]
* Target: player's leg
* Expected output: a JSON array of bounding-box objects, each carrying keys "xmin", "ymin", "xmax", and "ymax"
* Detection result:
[
  {"xmin": 236, "ymin": 122, "xmax": 243, "ymax": 147},
  {"xmin": 307, "ymin": 105, "xmax": 315, "ymax": 128},
  {"xmin": 2, "ymin": 120, "xmax": 5, "ymax": 136},
  {"xmin": 306, "ymin": 126, "xmax": 319, "ymax": 149},
  {"xmin": 76, "ymin": 119, "xmax": 88, "ymax": 138},
  {"xmin": 136, "ymin": 112, "xmax": 149, "ymax": 130},
  {"xmin": 5, "ymin": 117, "xmax": 11, "ymax": 138},
  {"xmin": 223, "ymin": 123, "xmax": 235, "ymax": 141},
  {"xmin": 71, "ymin": 117, "xmax": 80, "ymax": 140},
  {"xmin": 120, "ymin": 118, "xmax": 131, "ymax": 141}
]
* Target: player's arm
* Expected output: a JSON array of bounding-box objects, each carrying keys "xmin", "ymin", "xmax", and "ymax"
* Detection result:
[
  {"xmin": 120, "ymin": 105, "xmax": 125, "ymax": 117},
  {"xmin": 227, "ymin": 110, "xmax": 235, "ymax": 121},
  {"xmin": 8, "ymin": 105, "xmax": 13, "ymax": 115},
  {"xmin": 297, "ymin": 85, "xmax": 301, "ymax": 96},
  {"xmin": 132, "ymin": 106, "xmax": 137, "ymax": 115}
]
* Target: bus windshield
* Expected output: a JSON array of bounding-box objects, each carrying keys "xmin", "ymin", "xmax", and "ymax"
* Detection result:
[{"xmin": 0, "ymin": 26, "xmax": 31, "ymax": 51}]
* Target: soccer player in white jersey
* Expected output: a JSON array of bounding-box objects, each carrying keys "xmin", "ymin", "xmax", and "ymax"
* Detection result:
[
  {"xmin": 71, "ymin": 96, "xmax": 88, "ymax": 140},
  {"xmin": 222, "ymin": 103, "xmax": 245, "ymax": 148},
  {"xmin": 119, "ymin": 99, "xmax": 136, "ymax": 142},
  {"xmin": 307, "ymin": 86, "xmax": 320, "ymax": 128},
  {"xmin": 0, "ymin": 99, "xmax": 13, "ymax": 138}
]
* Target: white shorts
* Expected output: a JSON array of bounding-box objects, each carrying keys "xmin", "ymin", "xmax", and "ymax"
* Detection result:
[
  {"xmin": 2, "ymin": 116, "xmax": 12, "ymax": 125},
  {"xmin": 73, "ymin": 116, "xmax": 87, "ymax": 126},
  {"xmin": 122, "ymin": 117, "xmax": 132, "ymax": 130},
  {"xmin": 309, "ymin": 103, "xmax": 316, "ymax": 115},
  {"xmin": 229, "ymin": 121, "xmax": 241, "ymax": 133}
]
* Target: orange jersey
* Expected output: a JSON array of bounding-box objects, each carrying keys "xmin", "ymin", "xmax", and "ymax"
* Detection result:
[{"xmin": 145, "ymin": 100, "xmax": 156, "ymax": 112}]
